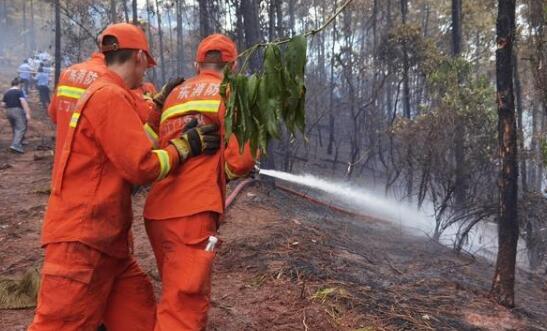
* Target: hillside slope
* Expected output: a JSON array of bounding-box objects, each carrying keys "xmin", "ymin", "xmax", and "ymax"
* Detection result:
[{"xmin": 0, "ymin": 95, "xmax": 546, "ymax": 330}]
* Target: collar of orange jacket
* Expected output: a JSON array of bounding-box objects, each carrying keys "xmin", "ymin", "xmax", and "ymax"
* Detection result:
[
  {"xmin": 199, "ymin": 69, "xmax": 222, "ymax": 80},
  {"xmin": 89, "ymin": 52, "xmax": 106, "ymax": 67},
  {"xmin": 103, "ymin": 68, "xmax": 127, "ymax": 89}
]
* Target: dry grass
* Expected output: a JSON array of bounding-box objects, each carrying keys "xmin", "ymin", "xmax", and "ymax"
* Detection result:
[{"xmin": 0, "ymin": 268, "xmax": 40, "ymax": 310}]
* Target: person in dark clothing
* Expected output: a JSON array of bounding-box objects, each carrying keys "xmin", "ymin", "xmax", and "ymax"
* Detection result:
[{"xmin": 2, "ymin": 78, "xmax": 32, "ymax": 153}]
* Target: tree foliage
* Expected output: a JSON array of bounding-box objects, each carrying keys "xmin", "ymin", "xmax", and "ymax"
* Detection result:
[
  {"xmin": 221, "ymin": 35, "xmax": 308, "ymax": 156},
  {"xmin": 392, "ymin": 57, "xmax": 497, "ymax": 243}
]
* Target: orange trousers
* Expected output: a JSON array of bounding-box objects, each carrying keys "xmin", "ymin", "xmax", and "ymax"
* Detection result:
[
  {"xmin": 28, "ymin": 242, "xmax": 156, "ymax": 331},
  {"xmin": 145, "ymin": 212, "xmax": 217, "ymax": 331}
]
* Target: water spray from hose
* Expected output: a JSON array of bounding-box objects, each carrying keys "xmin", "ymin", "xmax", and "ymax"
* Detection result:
[
  {"xmin": 258, "ymin": 168, "xmax": 529, "ymax": 267},
  {"xmin": 259, "ymin": 169, "xmax": 432, "ymax": 232}
]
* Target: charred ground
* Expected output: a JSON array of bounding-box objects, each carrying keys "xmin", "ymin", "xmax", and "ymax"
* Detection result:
[{"xmin": 0, "ymin": 92, "xmax": 546, "ymax": 331}]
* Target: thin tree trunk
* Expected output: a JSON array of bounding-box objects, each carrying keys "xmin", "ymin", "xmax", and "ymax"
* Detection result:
[
  {"xmin": 288, "ymin": 0, "xmax": 295, "ymax": 36},
  {"xmin": 54, "ymin": 0, "xmax": 61, "ymax": 85},
  {"xmin": 527, "ymin": 0, "xmax": 546, "ymax": 118},
  {"xmin": 268, "ymin": 0, "xmax": 275, "ymax": 40},
  {"xmin": 241, "ymin": 0, "xmax": 261, "ymax": 71},
  {"xmin": 491, "ymin": 0, "xmax": 518, "ymax": 308},
  {"xmin": 110, "ymin": 0, "xmax": 117, "ymax": 23},
  {"xmin": 0, "ymin": 0, "xmax": 5, "ymax": 24},
  {"xmin": 132, "ymin": 0, "xmax": 138, "ymax": 24},
  {"xmin": 198, "ymin": 0, "xmax": 210, "ymax": 38},
  {"xmin": 166, "ymin": 4, "xmax": 174, "ymax": 56},
  {"xmin": 327, "ymin": 0, "xmax": 338, "ymax": 155},
  {"xmin": 122, "ymin": 0, "xmax": 130, "ymax": 23},
  {"xmin": 400, "ymin": 0, "xmax": 410, "ymax": 119},
  {"xmin": 176, "ymin": 0, "xmax": 184, "ymax": 74},
  {"xmin": 400, "ymin": 0, "xmax": 413, "ymax": 199},
  {"xmin": 422, "ymin": 2, "xmax": 430, "ymax": 37},
  {"xmin": 146, "ymin": 0, "xmax": 157, "ymax": 84},
  {"xmin": 531, "ymin": 104, "xmax": 544, "ymax": 191},
  {"xmin": 527, "ymin": 0, "xmax": 546, "ymax": 191},
  {"xmin": 30, "ymin": 0, "xmax": 36, "ymax": 51},
  {"xmin": 234, "ymin": 0, "xmax": 244, "ymax": 51},
  {"xmin": 275, "ymin": 0, "xmax": 283, "ymax": 37},
  {"xmin": 23, "ymin": 2, "xmax": 27, "ymax": 52},
  {"xmin": 453, "ymin": 0, "xmax": 466, "ymax": 209},
  {"xmin": 513, "ymin": 48, "xmax": 527, "ymax": 193},
  {"xmin": 155, "ymin": 0, "xmax": 166, "ymax": 84},
  {"xmin": 240, "ymin": 0, "xmax": 275, "ymax": 169}
]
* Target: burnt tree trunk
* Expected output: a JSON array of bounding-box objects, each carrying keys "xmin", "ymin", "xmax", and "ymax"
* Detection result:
[
  {"xmin": 241, "ymin": 0, "xmax": 261, "ymax": 71},
  {"xmin": 198, "ymin": 0, "xmax": 211, "ymax": 38},
  {"xmin": 400, "ymin": 0, "xmax": 413, "ymax": 199},
  {"xmin": 400, "ymin": 0, "xmax": 410, "ymax": 119},
  {"xmin": 327, "ymin": 0, "xmax": 338, "ymax": 156},
  {"xmin": 240, "ymin": 0, "xmax": 274, "ymax": 169},
  {"xmin": 491, "ymin": 0, "xmax": 518, "ymax": 308},
  {"xmin": 452, "ymin": 0, "xmax": 467, "ymax": 209},
  {"xmin": 132, "ymin": 0, "xmax": 138, "ymax": 24},
  {"xmin": 110, "ymin": 0, "xmax": 117, "ymax": 23}
]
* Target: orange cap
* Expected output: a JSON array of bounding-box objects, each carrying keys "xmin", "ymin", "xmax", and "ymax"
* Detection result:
[
  {"xmin": 99, "ymin": 23, "xmax": 156, "ymax": 67},
  {"xmin": 196, "ymin": 34, "xmax": 238, "ymax": 63}
]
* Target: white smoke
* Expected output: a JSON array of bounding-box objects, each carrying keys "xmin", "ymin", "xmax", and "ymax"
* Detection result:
[{"xmin": 260, "ymin": 169, "xmax": 529, "ymax": 267}]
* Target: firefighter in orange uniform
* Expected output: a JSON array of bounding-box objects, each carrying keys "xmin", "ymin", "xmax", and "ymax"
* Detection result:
[
  {"xmin": 48, "ymin": 52, "xmax": 108, "ymax": 170},
  {"xmin": 143, "ymin": 34, "xmax": 256, "ymax": 331},
  {"xmin": 28, "ymin": 23, "xmax": 220, "ymax": 331},
  {"xmin": 50, "ymin": 52, "xmax": 158, "ymax": 171}
]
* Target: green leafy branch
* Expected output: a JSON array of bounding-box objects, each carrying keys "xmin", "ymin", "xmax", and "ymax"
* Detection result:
[{"xmin": 220, "ymin": 0, "xmax": 354, "ymax": 156}]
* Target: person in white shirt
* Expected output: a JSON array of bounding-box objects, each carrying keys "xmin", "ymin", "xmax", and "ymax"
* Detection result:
[{"xmin": 17, "ymin": 60, "xmax": 32, "ymax": 95}]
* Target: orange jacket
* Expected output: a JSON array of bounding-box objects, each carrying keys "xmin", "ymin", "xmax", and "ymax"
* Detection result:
[
  {"xmin": 143, "ymin": 70, "xmax": 255, "ymax": 220},
  {"xmin": 131, "ymin": 81, "xmax": 157, "ymax": 124},
  {"xmin": 43, "ymin": 69, "xmax": 180, "ymax": 258},
  {"xmin": 224, "ymin": 137, "xmax": 256, "ymax": 180},
  {"xmin": 48, "ymin": 53, "xmax": 108, "ymax": 170}
]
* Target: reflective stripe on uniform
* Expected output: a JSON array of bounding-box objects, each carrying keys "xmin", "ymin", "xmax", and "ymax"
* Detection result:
[
  {"xmin": 152, "ymin": 149, "xmax": 171, "ymax": 181},
  {"xmin": 144, "ymin": 123, "xmax": 159, "ymax": 148},
  {"xmin": 161, "ymin": 99, "xmax": 221, "ymax": 123},
  {"xmin": 57, "ymin": 85, "xmax": 86, "ymax": 99},
  {"xmin": 69, "ymin": 112, "xmax": 81, "ymax": 128},
  {"xmin": 224, "ymin": 163, "xmax": 241, "ymax": 181}
]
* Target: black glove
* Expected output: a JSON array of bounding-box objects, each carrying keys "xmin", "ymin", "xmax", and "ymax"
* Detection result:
[
  {"xmin": 153, "ymin": 77, "xmax": 185, "ymax": 108},
  {"xmin": 170, "ymin": 119, "xmax": 220, "ymax": 161}
]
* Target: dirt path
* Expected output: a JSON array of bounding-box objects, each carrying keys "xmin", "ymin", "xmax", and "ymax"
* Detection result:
[{"xmin": 1, "ymin": 92, "xmax": 546, "ymax": 330}]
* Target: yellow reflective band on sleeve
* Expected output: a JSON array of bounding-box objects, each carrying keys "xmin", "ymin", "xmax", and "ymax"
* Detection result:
[
  {"xmin": 57, "ymin": 85, "xmax": 86, "ymax": 99},
  {"xmin": 69, "ymin": 112, "xmax": 81, "ymax": 128},
  {"xmin": 161, "ymin": 99, "xmax": 221, "ymax": 123},
  {"xmin": 225, "ymin": 163, "xmax": 241, "ymax": 181},
  {"xmin": 144, "ymin": 123, "xmax": 159, "ymax": 148},
  {"xmin": 152, "ymin": 149, "xmax": 171, "ymax": 181}
]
